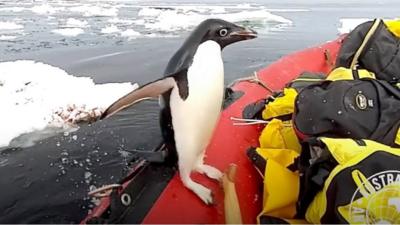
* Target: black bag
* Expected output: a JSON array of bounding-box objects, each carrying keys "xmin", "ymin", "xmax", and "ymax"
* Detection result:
[
  {"xmin": 336, "ymin": 19, "xmax": 400, "ymax": 83},
  {"xmin": 293, "ymin": 79, "xmax": 400, "ymax": 147}
]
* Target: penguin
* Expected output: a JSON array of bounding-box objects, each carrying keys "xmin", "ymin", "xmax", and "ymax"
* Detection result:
[{"xmin": 101, "ymin": 19, "xmax": 257, "ymax": 204}]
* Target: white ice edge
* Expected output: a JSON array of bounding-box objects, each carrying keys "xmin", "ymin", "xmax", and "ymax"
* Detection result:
[
  {"xmin": 338, "ymin": 18, "xmax": 371, "ymax": 34},
  {"xmin": 338, "ymin": 18, "xmax": 400, "ymax": 34},
  {"xmin": 0, "ymin": 60, "xmax": 138, "ymax": 148}
]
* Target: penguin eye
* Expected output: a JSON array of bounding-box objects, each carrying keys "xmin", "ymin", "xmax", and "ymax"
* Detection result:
[{"xmin": 219, "ymin": 28, "xmax": 228, "ymax": 37}]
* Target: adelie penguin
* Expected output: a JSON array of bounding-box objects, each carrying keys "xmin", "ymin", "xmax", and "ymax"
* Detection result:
[{"xmin": 101, "ymin": 19, "xmax": 257, "ymax": 204}]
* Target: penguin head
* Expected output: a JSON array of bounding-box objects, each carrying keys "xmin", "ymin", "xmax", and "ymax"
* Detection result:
[
  {"xmin": 197, "ymin": 19, "xmax": 257, "ymax": 49},
  {"xmin": 164, "ymin": 19, "xmax": 257, "ymax": 75}
]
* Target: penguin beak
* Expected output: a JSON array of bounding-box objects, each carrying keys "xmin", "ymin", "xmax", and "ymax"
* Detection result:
[{"xmin": 230, "ymin": 27, "xmax": 258, "ymax": 39}]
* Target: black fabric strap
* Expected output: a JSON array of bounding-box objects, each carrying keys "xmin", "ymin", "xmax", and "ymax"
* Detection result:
[
  {"xmin": 259, "ymin": 215, "xmax": 290, "ymax": 224},
  {"xmin": 287, "ymin": 156, "xmax": 300, "ymax": 172},
  {"xmin": 242, "ymin": 99, "xmax": 267, "ymax": 120},
  {"xmin": 311, "ymin": 168, "xmax": 330, "ymax": 186},
  {"xmin": 352, "ymin": 69, "xmax": 360, "ymax": 79},
  {"xmin": 376, "ymin": 80, "xmax": 400, "ymax": 98},
  {"xmin": 297, "ymin": 139, "xmax": 337, "ymax": 217},
  {"xmin": 264, "ymin": 113, "xmax": 293, "ymax": 122},
  {"xmin": 247, "ymin": 147, "xmax": 267, "ymax": 176},
  {"xmin": 354, "ymin": 139, "xmax": 367, "ymax": 146}
]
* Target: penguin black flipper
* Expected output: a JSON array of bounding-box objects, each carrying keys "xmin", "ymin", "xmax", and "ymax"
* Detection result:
[{"xmin": 101, "ymin": 77, "xmax": 176, "ymax": 120}]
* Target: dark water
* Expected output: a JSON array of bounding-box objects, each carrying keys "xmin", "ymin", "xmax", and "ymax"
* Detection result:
[{"xmin": 1, "ymin": 0, "xmax": 400, "ymax": 223}]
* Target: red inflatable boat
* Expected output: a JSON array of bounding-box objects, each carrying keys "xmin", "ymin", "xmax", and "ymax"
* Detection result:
[{"xmin": 82, "ymin": 36, "xmax": 344, "ymax": 224}]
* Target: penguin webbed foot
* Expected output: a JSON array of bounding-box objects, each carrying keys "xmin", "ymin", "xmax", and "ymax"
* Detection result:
[
  {"xmin": 191, "ymin": 182, "xmax": 215, "ymax": 205},
  {"xmin": 196, "ymin": 164, "xmax": 223, "ymax": 181},
  {"xmin": 180, "ymin": 171, "xmax": 215, "ymax": 205}
]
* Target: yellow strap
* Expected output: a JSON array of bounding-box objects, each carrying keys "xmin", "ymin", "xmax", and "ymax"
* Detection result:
[
  {"xmin": 350, "ymin": 19, "xmax": 382, "ymax": 69},
  {"xmin": 395, "ymin": 128, "xmax": 400, "ymax": 146}
]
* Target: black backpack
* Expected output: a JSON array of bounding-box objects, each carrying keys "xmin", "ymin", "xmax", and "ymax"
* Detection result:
[
  {"xmin": 337, "ymin": 19, "xmax": 400, "ymax": 83},
  {"xmin": 293, "ymin": 79, "xmax": 400, "ymax": 147}
]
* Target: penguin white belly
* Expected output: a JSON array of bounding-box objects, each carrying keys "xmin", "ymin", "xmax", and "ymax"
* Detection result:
[{"xmin": 170, "ymin": 40, "xmax": 224, "ymax": 168}]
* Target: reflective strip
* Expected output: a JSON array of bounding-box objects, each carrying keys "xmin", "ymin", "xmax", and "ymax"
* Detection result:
[
  {"xmin": 351, "ymin": 169, "xmax": 376, "ymax": 198},
  {"xmin": 350, "ymin": 19, "xmax": 382, "ymax": 69}
]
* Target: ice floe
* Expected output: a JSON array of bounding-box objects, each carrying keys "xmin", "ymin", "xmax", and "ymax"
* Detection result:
[
  {"xmin": 69, "ymin": 5, "xmax": 118, "ymax": 17},
  {"xmin": 101, "ymin": 25, "xmax": 121, "ymax": 34},
  {"xmin": 0, "ymin": 21, "xmax": 23, "ymax": 30},
  {"xmin": 65, "ymin": 18, "xmax": 89, "ymax": 28},
  {"xmin": 52, "ymin": 28, "xmax": 84, "ymax": 37},
  {"xmin": 0, "ymin": 35, "xmax": 17, "ymax": 40},
  {"xmin": 120, "ymin": 29, "xmax": 141, "ymax": 39},
  {"xmin": 0, "ymin": 60, "xmax": 138, "ymax": 148},
  {"xmin": 31, "ymin": 4, "xmax": 64, "ymax": 15},
  {"xmin": 338, "ymin": 18, "xmax": 371, "ymax": 34}
]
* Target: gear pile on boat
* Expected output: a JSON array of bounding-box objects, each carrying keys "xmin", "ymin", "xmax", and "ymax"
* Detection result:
[{"xmin": 247, "ymin": 18, "xmax": 400, "ymax": 224}]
